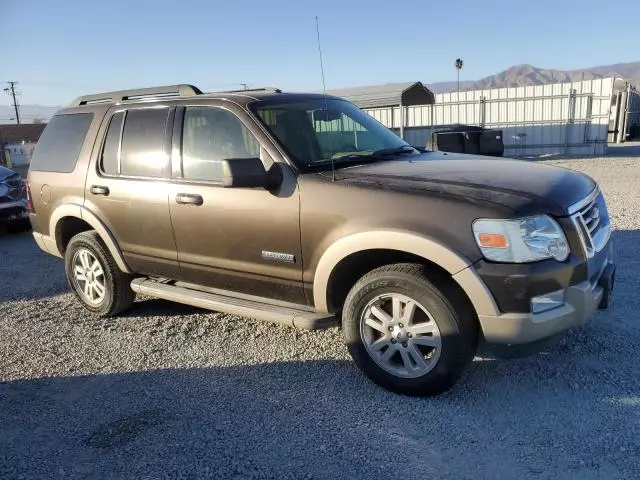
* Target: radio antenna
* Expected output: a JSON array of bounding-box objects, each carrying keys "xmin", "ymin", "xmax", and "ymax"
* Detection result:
[{"xmin": 315, "ymin": 15, "xmax": 335, "ymax": 181}]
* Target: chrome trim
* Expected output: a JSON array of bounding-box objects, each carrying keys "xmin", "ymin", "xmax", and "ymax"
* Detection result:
[
  {"xmin": 571, "ymin": 191, "xmax": 611, "ymax": 258},
  {"xmin": 566, "ymin": 187, "xmax": 599, "ymax": 215}
]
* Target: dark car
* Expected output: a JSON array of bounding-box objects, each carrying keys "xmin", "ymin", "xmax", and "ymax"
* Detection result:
[
  {"xmin": 27, "ymin": 84, "xmax": 615, "ymax": 396},
  {"xmin": 0, "ymin": 165, "xmax": 29, "ymax": 231}
]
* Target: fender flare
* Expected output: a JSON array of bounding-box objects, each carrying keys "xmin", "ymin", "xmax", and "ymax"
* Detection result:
[
  {"xmin": 48, "ymin": 204, "xmax": 131, "ymax": 273},
  {"xmin": 312, "ymin": 230, "xmax": 499, "ymax": 317}
]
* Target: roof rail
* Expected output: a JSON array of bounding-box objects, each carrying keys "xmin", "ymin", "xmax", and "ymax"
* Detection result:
[
  {"xmin": 223, "ymin": 87, "xmax": 282, "ymax": 94},
  {"xmin": 69, "ymin": 84, "xmax": 202, "ymax": 107}
]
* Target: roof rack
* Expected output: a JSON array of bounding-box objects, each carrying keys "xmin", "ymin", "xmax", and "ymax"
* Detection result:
[
  {"xmin": 69, "ymin": 84, "xmax": 202, "ymax": 107},
  {"xmin": 222, "ymin": 87, "xmax": 282, "ymax": 94}
]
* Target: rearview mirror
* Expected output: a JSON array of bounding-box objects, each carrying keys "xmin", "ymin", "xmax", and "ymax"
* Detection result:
[
  {"xmin": 220, "ymin": 157, "xmax": 269, "ymax": 188},
  {"xmin": 314, "ymin": 108, "xmax": 342, "ymax": 122}
]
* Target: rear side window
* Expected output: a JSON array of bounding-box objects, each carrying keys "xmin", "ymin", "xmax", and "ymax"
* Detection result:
[
  {"xmin": 101, "ymin": 112, "xmax": 124, "ymax": 175},
  {"xmin": 120, "ymin": 108, "xmax": 169, "ymax": 178},
  {"xmin": 30, "ymin": 113, "xmax": 93, "ymax": 173}
]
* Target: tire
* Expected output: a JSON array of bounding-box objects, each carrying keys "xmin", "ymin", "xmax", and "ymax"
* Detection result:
[
  {"xmin": 64, "ymin": 231, "xmax": 135, "ymax": 317},
  {"xmin": 342, "ymin": 263, "xmax": 478, "ymax": 396}
]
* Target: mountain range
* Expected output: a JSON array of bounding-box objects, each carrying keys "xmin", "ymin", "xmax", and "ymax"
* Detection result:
[
  {"xmin": 2, "ymin": 62, "xmax": 639, "ymax": 124},
  {"xmin": 427, "ymin": 61, "xmax": 640, "ymax": 93}
]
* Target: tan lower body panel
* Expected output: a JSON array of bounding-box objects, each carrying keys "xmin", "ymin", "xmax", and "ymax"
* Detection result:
[
  {"xmin": 32, "ymin": 232, "xmax": 61, "ymax": 257},
  {"xmin": 478, "ymin": 280, "xmax": 603, "ymax": 345}
]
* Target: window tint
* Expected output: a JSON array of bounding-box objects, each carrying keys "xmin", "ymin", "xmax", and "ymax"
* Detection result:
[
  {"xmin": 253, "ymin": 99, "xmax": 408, "ymax": 172},
  {"xmin": 30, "ymin": 113, "xmax": 93, "ymax": 173},
  {"xmin": 310, "ymin": 111, "xmax": 384, "ymax": 154},
  {"xmin": 101, "ymin": 112, "xmax": 124, "ymax": 175},
  {"xmin": 182, "ymin": 107, "xmax": 260, "ymax": 182},
  {"xmin": 120, "ymin": 108, "xmax": 169, "ymax": 178}
]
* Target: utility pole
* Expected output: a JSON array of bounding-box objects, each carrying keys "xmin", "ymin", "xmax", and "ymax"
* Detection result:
[
  {"xmin": 4, "ymin": 81, "xmax": 21, "ymax": 124},
  {"xmin": 455, "ymin": 59, "xmax": 464, "ymax": 124}
]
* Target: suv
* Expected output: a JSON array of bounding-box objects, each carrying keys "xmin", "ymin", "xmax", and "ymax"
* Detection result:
[
  {"xmin": 0, "ymin": 164, "xmax": 29, "ymax": 230},
  {"xmin": 28, "ymin": 84, "xmax": 615, "ymax": 396}
]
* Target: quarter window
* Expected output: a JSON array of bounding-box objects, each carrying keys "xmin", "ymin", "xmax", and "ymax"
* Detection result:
[
  {"xmin": 30, "ymin": 113, "xmax": 93, "ymax": 173},
  {"xmin": 182, "ymin": 107, "xmax": 261, "ymax": 182},
  {"xmin": 101, "ymin": 111, "xmax": 124, "ymax": 175}
]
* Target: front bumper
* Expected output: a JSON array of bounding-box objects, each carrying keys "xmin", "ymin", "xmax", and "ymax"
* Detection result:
[{"xmin": 478, "ymin": 262, "xmax": 614, "ymax": 345}]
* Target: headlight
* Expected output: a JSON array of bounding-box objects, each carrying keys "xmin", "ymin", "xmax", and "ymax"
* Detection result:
[{"xmin": 472, "ymin": 215, "xmax": 569, "ymax": 263}]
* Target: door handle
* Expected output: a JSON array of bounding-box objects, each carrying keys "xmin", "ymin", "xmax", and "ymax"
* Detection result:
[
  {"xmin": 175, "ymin": 193, "xmax": 203, "ymax": 206},
  {"xmin": 90, "ymin": 185, "xmax": 110, "ymax": 196}
]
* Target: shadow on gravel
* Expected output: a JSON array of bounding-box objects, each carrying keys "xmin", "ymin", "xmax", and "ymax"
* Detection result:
[
  {"xmin": 604, "ymin": 142, "xmax": 640, "ymax": 158},
  {"xmin": 0, "ymin": 231, "xmax": 68, "ymax": 302},
  {"xmin": 1, "ymin": 355, "xmax": 639, "ymax": 479},
  {"xmin": 122, "ymin": 298, "xmax": 208, "ymax": 318}
]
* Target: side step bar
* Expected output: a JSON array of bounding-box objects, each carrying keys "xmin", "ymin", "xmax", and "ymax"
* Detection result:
[{"xmin": 130, "ymin": 278, "xmax": 337, "ymax": 330}]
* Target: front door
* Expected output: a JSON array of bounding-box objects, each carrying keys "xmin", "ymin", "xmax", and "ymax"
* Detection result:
[
  {"xmin": 84, "ymin": 106, "xmax": 179, "ymax": 278},
  {"xmin": 168, "ymin": 104, "xmax": 305, "ymax": 304}
]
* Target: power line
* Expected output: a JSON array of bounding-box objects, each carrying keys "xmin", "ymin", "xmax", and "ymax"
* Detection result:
[{"xmin": 3, "ymin": 81, "xmax": 21, "ymax": 124}]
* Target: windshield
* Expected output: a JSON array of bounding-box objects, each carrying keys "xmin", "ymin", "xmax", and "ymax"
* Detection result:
[{"xmin": 251, "ymin": 98, "xmax": 415, "ymax": 172}]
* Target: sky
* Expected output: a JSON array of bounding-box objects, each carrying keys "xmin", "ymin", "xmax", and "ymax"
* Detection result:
[{"xmin": 2, "ymin": 0, "xmax": 639, "ymax": 112}]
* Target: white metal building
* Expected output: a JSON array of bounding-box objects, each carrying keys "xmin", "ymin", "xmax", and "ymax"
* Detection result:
[
  {"xmin": 329, "ymin": 77, "xmax": 637, "ymax": 157},
  {"xmin": 2, "ymin": 141, "xmax": 37, "ymax": 176}
]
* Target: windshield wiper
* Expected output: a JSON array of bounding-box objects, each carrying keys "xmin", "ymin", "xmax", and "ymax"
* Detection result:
[
  {"xmin": 309, "ymin": 146, "xmax": 418, "ymax": 171},
  {"xmin": 371, "ymin": 146, "xmax": 417, "ymax": 157}
]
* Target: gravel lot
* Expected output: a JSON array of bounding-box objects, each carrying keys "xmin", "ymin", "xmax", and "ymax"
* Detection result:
[{"xmin": 1, "ymin": 149, "xmax": 640, "ymax": 480}]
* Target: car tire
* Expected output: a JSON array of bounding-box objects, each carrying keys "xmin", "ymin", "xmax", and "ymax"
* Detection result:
[
  {"xmin": 64, "ymin": 231, "xmax": 135, "ymax": 317},
  {"xmin": 342, "ymin": 263, "xmax": 478, "ymax": 396}
]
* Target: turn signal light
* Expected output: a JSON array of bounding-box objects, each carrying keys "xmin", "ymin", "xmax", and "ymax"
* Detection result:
[{"xmin": 477, "ymin": 233, "xmax": 508, "ymax": 248}]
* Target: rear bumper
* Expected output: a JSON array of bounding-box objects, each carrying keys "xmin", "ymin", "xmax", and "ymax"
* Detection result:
[
  {"xmin": 478, "ymin": 267, "xmax": 613, "ymax": 345},
  {"xmin": 0, "ymin": 200, "xmax": 28, "ymax": 222}
]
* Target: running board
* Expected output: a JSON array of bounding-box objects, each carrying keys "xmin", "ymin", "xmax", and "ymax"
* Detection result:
[{"xmin": 130, "ymin": 278, "xmax": 337, "ymax": 330}]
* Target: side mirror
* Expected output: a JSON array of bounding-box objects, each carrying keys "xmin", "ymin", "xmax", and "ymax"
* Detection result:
[{"xmin": 220, "ymin": 157, "xmax": 272, "ymax": 188}]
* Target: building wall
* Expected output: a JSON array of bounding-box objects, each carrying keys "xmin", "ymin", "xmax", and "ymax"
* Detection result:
[
  {"xmin": 3, "ymin": 142, "xmax": 37, "ymax": 167},
  {"xmin": 0, "ymin": 123, "xmax": 47, "ymax": 166},
  {"xmin": 364, "ymin": 78, "xmax": 618, "ymax": 156}
]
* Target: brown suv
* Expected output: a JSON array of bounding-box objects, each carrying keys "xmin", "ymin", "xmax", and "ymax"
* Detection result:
[{"xmin": 28, "ymin": 84, "xmax": 615, "ymax": 396}]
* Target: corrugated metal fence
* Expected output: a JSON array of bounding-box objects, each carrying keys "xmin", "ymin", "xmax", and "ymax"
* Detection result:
[{"xmin": 365, "ymin": 78, "xmax": 618, "ymax": 156}]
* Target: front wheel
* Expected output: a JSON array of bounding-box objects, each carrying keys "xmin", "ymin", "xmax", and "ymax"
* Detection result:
[
  {"xmin": 64, "ymin": 231, "xmax": 135, "ymax": 317},
  {"xmin": 342, "ymin": 263, "xmax": 478, "ymax": 396}
]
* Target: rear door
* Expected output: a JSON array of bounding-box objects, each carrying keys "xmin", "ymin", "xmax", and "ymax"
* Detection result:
[
  {"xmin": 84, "ymin": 105, "xmax": 179, "ymax": 278},
  {"xmin": 168, "ymin": 103, "xmax": 305, "ymax": 304}
]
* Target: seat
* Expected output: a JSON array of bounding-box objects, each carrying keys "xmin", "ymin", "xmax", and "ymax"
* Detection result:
[{"xmin": 273, "ymin": 111, "xmax": 322, "ymax": 163}]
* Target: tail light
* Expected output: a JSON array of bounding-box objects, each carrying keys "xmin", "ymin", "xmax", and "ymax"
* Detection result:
[{"xmin": 25, "ymin": 182, "xmax": 34, "ymax": 213}]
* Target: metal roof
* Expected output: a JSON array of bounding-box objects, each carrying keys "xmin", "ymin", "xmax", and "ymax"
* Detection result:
[{"xmin": 326, "ymin": 82, "xmax": 435, "ymax": 108}]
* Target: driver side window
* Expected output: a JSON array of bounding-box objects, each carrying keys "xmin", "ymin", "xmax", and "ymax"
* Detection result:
[{"xmin": 182, "ymin": 107, "xmax": 261, "ymax": 182}]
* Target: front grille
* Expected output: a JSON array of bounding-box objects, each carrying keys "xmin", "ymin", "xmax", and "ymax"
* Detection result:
[{"xmin": 572, "ymin": 190, "xmax": 611, "ymax": 258}]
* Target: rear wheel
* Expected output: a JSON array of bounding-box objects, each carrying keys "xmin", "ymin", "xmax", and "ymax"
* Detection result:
[
  {"xmin": 342, "ymin": 263, "xmax": 478, "ymax": 396},
  {"xmin": 64, "ymin": 231, "xmax": 135, "ymax": 317}
]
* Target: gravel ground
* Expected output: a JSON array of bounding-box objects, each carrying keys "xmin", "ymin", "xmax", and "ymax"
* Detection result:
[{"xmin": 1, "ymin": 150, "xmax": 640, "ymax": 480}]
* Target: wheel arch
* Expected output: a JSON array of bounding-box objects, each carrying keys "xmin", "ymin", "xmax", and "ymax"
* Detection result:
[
  {"xmin": 313, "ymin": 230, "xmax": 499, "ymax": 317},
  {"xmin": 49, "ymin": 204, "xmax": 131, "ymax": 274}
]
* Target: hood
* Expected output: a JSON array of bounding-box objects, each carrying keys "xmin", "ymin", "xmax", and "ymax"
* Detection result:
[{"xmin": 333, "ymin": 152, "xmax": 596, "ymax": 216}]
